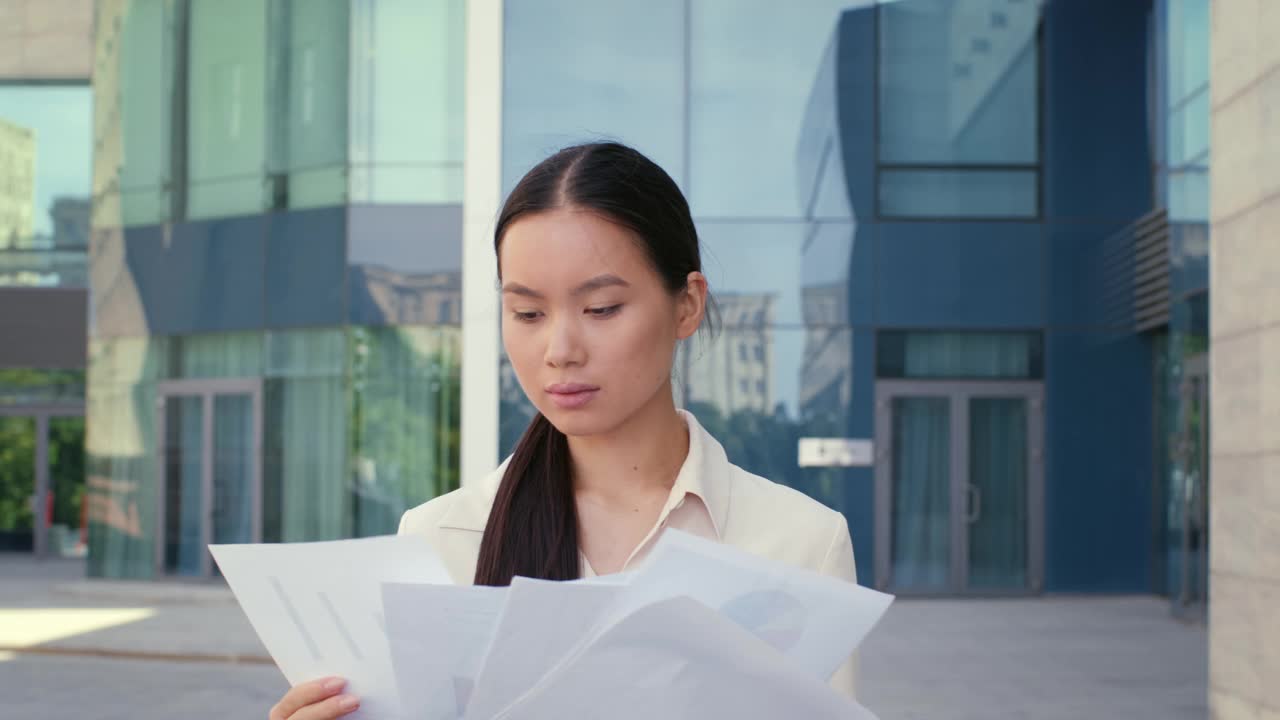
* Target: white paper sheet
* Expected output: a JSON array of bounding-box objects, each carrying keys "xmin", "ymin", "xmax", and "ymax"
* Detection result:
[
  {"xmin": 210, "ymin": 535, "xmax": 450, "ymax": 720},
  {"xmin": 382, "ymin": 583, "xmax": 508, "ymax": 720},
  {"xmin": 464, "ymin": 576, "xmax": 625, "ymax": 720},
  {"xmin": 493, "ymin": 595, "xmax": 878, "ymax": 720},
  {"xmin": 613, "ymin": 529, "xmax": 894, "ymax": 680}
]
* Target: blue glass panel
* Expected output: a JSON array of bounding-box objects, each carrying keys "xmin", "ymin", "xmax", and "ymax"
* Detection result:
[
  {"xmin": 877, "ymin": 222, "xmax": 1042, "ymax": 328},
  {"xmin": 879, "ymin": 169, "xmax": 1038, "ymax": 219},
  {"xmin": 1046, "ymin": 222, "xmax": 1130, "ymax": 329},
  {"xmin": 126, "ymin": 216, "xmax": 266, "ymax": 334},
  {"xmin": 265, "ymin": 207, "xmax": 345, "ymax": 328},
  {"xmin": 1043, "ymin": 0, "xmax": 1151, "ymax": 220},
  {"xmin": 1044, "ymin": 330, "xmax": 1153, "ymax": 591}
]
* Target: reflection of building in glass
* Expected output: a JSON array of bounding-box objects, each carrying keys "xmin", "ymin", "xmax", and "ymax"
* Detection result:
[
  {"xmin": 81, "ymin": 1, "xmax": 465, "ymax": 578},
  {"xmin": 50, "ymin": 197, "xmax": 91, "ymax": 248},
  {"xmin": 349, "ymin": 267, "xmax": 462, "ymax": 327},
  {"xmin": 796, "ymin": 23, "xmax": 855, "ymax": 424},
  {"xmin": 0, "ymin": 117, "xmax": 36, "ymax": 248},
  {"xmin": 685, "ymin": 293, "xmax": 776, "ymax": 415}
]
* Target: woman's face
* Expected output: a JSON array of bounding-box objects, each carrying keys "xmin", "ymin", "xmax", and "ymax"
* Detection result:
[{"xmin": 499, "ymin": 207, "xmax": 704, "ymax": 438}]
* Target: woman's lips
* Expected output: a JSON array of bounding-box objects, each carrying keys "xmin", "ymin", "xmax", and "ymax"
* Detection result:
[{"xmin": 546, "ymin": 383, "xmax": 600, "ymax": 410}]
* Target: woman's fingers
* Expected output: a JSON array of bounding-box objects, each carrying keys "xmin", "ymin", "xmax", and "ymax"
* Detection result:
[
  {"xmin": 286, "ymin": 693, "xmax": 361, "ymax": 720},
  {"xmin": 269, "ymin": 676, "xmax": 350, "ymax": 720}
]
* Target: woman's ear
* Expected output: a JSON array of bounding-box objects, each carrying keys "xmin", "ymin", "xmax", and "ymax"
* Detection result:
[{"xmin": 676, "ymin": 271, "xmax": 708, "ymax": 340}]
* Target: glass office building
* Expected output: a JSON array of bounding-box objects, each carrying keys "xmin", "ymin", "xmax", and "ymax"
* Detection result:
[{"xmin": 82, "ymin": 0, "xmax": 1213, "ymax": 603}]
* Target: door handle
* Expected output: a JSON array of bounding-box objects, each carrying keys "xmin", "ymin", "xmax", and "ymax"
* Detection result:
[{"xmin": 966, "ymin": 484, "xmax": 982, "ymax": 524}]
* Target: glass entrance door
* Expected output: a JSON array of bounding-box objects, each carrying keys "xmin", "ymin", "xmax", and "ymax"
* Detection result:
[
  {"xmin": 876, "ymin": 382, "xmax": 1044, "ymax": 594},
  {"xmin": 157, "ymin": 380, "xmax": 261, "ymax": 577}
]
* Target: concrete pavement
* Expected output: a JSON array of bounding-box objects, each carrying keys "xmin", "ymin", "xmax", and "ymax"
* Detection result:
[{"xmin": 0, "ymin": 555, "xmax": 1208, "ymax": 719}]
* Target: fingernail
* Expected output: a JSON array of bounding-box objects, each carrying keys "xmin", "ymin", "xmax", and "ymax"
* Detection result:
[
  {"xmin": 323, "ymin": 677, "xmax": 345, "ymax": 692},
  {"xmin": 338, "ymin": 695, "xmax": 360, "ymax": 711}
]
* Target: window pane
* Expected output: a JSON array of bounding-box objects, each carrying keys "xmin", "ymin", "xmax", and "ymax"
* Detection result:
[
  {"xmin": 878, "ymin": 331, "xmax": 1043, "ymax": 379},
  {"xmin": 1168, "ymin": 170, "xmax": 1208, "ymax": 223},
  {"xmin": 349, "ymin": 0, "xmax": 464, "ymax": 204},
  {"xmin": 268, "ymin": 0, "xmax": 349, "ymax": 210},
  {"xmin": 879, "ymin": 169, "xmax": 1037, "ymax": 219},
  {"xmin": 169, "ymin": 332, "xmax": 264, "ymax": 379},
  {"xmin": 1167, "ymin": 90, "xmax": 1208, "ymax": 168},
  {"xmin": 188, "ymin": 0, "xmax": 269, "ymax": 220},
  {"xmin": 689, "ymin": 0, "xmax": 856, "ymax": 218},
  {"xmin": 93, "ymin": 0, "xmax": 176, "ymax": 228},
  {"xmin": 502, "ymin": 0, "xmax": 685, "ymax": 194},
  {"xmin": 878, "ymin": 0, "xmax": 1040, "ymax": 165},
  {"xmin": 0, "ymin": 86, "xmax": 92, "ymax": 247},
  {"xmin": 1167, "ymin": 0, "xmax": 1209, "ymax": 104},
  {"xmin": 263, "ymin": 329, "xmax": 345, "ymax": 543}
]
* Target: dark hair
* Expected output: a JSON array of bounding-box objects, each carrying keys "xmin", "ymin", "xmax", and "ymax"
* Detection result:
[{"xmin": 473, "ymin": 142, "xmax": 709, "ymax": 586}]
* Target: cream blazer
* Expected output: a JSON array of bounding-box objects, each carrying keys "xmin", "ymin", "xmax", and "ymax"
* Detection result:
[{"xmin": 398, "ymin": 410, "xmax": 859, "ymax": 697}]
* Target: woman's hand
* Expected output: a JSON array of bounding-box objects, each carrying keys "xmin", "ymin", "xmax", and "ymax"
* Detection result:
[{"xmin": 269, "ymin": 676, "xmax": 360, "ymax": 720}]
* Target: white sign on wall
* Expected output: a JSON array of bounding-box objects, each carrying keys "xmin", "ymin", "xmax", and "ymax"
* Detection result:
[{"xmin": 797, "ymin": 438, "xmax": 875, "ymax": 468}]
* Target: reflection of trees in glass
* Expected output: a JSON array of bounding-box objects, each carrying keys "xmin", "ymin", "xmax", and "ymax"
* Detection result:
[
  {"xmin": 0, "ymin": 368, "xmax": 86, "ymax": 404},
  {"xmin": 0, "ymin": 417, "xmax": 35, "ymax": 534},
  {"xmin": 350, "ymin": 327, "xmax": 460, "ymax": 536},
  {"xmin": 49, "ymin": 417, "xmax": 86, "ymax": 527},
  {"xmin": 0, "ymin": 390, "xmax": 86, "ymax": 547}
]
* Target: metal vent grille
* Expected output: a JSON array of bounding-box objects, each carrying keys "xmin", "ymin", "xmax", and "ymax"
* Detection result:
[{"xmin": 1132, "ymin": 209, "xmax": 1171, "ymax": 332}]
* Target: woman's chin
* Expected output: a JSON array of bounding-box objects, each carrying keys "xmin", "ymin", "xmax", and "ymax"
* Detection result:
[{"xmin": 542, "ymin": 407, "xmax": 615, "ymax": 438}]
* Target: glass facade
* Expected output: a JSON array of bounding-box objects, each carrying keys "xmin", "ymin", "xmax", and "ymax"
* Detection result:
[
  {"xmin": 501, "ymin": 0, "xmax": 876, "ymax": 581},
  {"xmin": 85, "ymin": 1, "xmax": 464, "ymax": 578},
  {"xmin": 72, "ymin": 0, "xmax": 1213, "ymax": 601}
]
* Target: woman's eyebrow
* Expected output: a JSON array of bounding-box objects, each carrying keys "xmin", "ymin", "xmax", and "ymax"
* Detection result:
[
  {"xmin": 501, "ymin": 274, "xmax": 630, "ymax": 299},
  {"xmin": 571, "ymin": 274, "xmax": 630, "ymax": 296}
]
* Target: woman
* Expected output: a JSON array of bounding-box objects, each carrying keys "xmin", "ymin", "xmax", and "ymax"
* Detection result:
[{"xmin": 268, "ymin": 142, "xmax": 858, "ymax": 720}]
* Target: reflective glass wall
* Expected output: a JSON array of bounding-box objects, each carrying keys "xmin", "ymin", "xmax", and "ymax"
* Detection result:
[
  {"xmin": 501, "ymin": 0, "xmax": 882, "ymax": 583},
  {"xmin": 87, "ymin": 0, "xmax": 464, "ymax": 578},
  {"xmin": 500, "ymin": 0, "xmax": 1164, "ymax": 592}
]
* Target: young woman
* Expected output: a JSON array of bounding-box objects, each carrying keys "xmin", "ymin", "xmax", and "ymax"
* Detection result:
[{"xmin": 268, "ymin": 142, "xmax": 858, "ymax": 720}]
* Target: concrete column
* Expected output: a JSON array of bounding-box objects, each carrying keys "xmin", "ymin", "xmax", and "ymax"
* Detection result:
[{"xmin": 1208, "ymin": 2, "xmax": 1280, "ymax": 717}]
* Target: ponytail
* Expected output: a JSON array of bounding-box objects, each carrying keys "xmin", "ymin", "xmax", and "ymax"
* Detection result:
[{"xmin": 473, "ymin": 413, "xmax": 580, "ymax": 585}]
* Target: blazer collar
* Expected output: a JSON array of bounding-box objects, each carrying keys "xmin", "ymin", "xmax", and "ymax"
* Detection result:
[{"xmin": 437, "ymin": 410, "xmax": 732, "ymax": 536}]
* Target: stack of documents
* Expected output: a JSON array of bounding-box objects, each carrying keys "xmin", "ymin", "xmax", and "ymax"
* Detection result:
[{"xmin": 211, "ymin": 530, "xmax": 894, "ymax": 719}]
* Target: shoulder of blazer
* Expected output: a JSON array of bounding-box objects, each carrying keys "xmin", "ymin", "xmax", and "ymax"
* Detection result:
[{"xmin": 398, "ymin": 459, "xmax": 508, "ymax": 537}]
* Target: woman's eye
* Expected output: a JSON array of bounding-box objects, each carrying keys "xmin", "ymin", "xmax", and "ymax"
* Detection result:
[
  {"xmin": 513, "ymin": 310, "xmax": 542, "ymax": 322},
  {"xmin": 586, "ymin": 305, "xmax": 622, "ymax": 317}
]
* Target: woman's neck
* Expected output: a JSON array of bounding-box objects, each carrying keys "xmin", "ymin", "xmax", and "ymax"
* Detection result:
[{"xmin": 567, "ymin": 386, "xmax": 690, "ymax": 506}]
